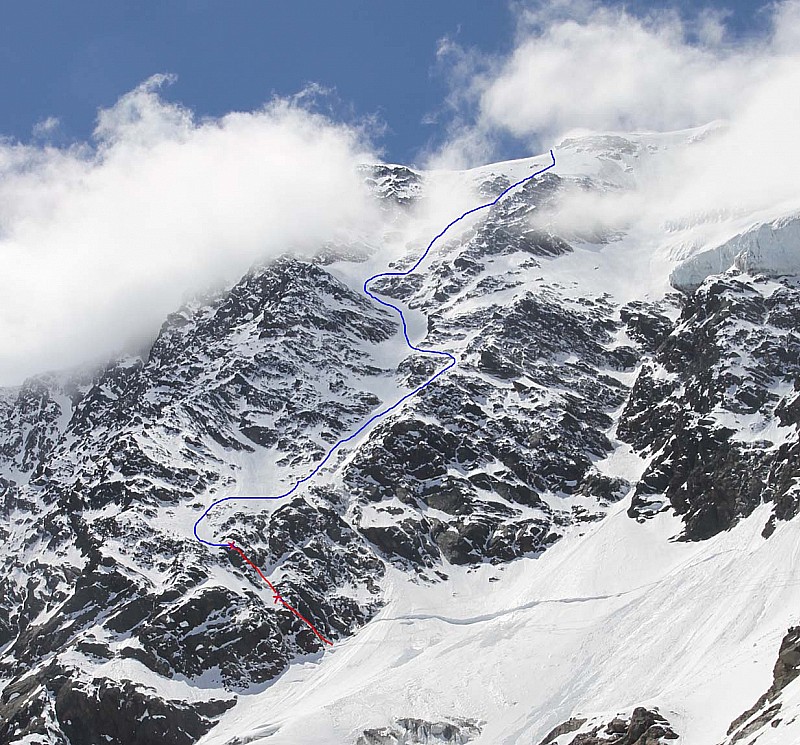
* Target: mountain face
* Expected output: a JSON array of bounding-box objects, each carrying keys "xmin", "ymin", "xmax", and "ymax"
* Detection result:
[{"xmin": 1, "ymin": 130, "xmax": 799, "ymax": 745}]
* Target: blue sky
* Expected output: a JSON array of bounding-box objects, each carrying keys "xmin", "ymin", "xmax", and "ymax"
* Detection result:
[{"xmin": 0, "ymin": 0, "xmax": 775, "ymax": 165}]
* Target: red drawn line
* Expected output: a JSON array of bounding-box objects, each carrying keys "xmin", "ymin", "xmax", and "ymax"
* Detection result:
[{"xmin": 227, "ymin": 541, "xmax": 333, "ymax": 646}]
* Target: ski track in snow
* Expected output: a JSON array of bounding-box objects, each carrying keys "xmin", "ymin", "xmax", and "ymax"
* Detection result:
[
  {"xmin": 378, "ymin": 546, "xmax": 752, "ymax": 627},
  {"xmin": 191, "ymin": 149, "xmax": 557, "ymax": 638}
]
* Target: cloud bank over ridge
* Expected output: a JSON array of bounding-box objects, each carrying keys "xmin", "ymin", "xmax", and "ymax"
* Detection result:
[
  {"xmin": 432, "ymin": 0, "xmax": 800, "ymax": 168},
  {"xmin": 0, "ymin": 76, "xmax": 378, "ymax": 384},
  {"xmin": 430, "ymin": 0, "xmax": 800, "ymax": 279}
]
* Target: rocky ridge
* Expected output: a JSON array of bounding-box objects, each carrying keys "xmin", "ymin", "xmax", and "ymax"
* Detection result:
[
  {"xmin": 538, "ymin": 708, "xmax": 679, "ymax": 745},
  {"xmin": 620, "ymin": 273, "xmax": 800, "ymax": 540},
  {"xmin": 723, "ymin": 626, "xmax": 800, "ymax": 744}
]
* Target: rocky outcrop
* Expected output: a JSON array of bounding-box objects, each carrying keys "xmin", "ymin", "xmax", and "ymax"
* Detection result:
[
  {"xmin": 619, "ymin": 274, "xmax": 800, "ymax": 540},
  {"xmin": 346, "ymin": 165, "xmax": 649, "ymax": 569},
  {"xmin": 0, "ymin": 370, "xmax": 95, "ymax": 478},
  {"xmin": 357, "ymin": 717, "xmax": 482, "ymax": 745},
  {"xmin": 0, "ymin": 662, "xmax": 234, "ymax": 745},
  {"xmin": 538, "ymin": 708, "xmax": 678, "ymax": 745},
  {"xmin": 0, "ymin": 256, "xmax": 399, "ymax": 739},
  {"xmin": 723, "ymin": 626, "xmax": 800, "ymax": 743},
  {"xmin": 359, "ymin": 164, "xmax": 423, "ymax": 206}
]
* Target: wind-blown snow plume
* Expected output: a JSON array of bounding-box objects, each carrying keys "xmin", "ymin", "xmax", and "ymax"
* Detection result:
[{"xmin": 0, "ymin": 75, "xmax": 378, "ymax": 385}]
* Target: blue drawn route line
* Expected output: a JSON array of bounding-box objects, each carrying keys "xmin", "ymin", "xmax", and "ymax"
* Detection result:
[{"xmin": 194, "ymin": 149, "xmax": 556, "ymax": 548}]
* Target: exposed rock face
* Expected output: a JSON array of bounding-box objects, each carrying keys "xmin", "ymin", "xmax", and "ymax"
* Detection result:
[
  {"xmin": 619, "ymin": 301, "xmax": 675, "ymax": 353},
  {"xmin": 357, "ymin": 717, "xmax": 482, "ymax": 745},
  {"xmin": 0, "ymin": 257, "xmax": 397, "ymax": 737},
  {"xmin": 0, "ymin": 661, "xmax": 235, "ymax": 745},
  {"xmin": 538, "ymin": 708, "xmax": 679, "ymax": 745},
  {"xmin": 346, "ymin": 170, "xmax": 646, "ymax": 570},
  {"xmin": 723, "ymin": 626, "xmax": 800, "ymax": 744},
  {"xmin": 539, "ymin": 718, "xmax": 589, "ymax": 744},
  {"xmin": 359, "ymin": 164, "xmax": 424, "ymax": 206},
  {"xmin": 346, "ymin": 284, "xmax": 633, "ymax": 567},
  {"xmin": 618, "ymin": 274, "xmax": 800, "ymax": 540},
  {"xmin": 0, "ymin": 371, "xmax": 94, "ymax": 479}
]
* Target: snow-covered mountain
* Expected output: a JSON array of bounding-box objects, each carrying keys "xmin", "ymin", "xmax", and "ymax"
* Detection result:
[{"xmin": 1, "ymin": 127, "xmax": 799, "ymax": 745}]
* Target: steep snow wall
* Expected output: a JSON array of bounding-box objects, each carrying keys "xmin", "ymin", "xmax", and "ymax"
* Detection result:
[{"xmin": 671, "ymin": 215, "xmax": 800, "ymax": 292}]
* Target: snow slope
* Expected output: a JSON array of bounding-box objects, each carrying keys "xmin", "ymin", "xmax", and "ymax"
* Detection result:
[{"xmin": 200, "ymin": 496, "xmax": 800, "ymax": 744}]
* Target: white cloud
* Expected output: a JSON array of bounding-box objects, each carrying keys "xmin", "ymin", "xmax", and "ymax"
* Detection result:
[
  {"xmin": 432, "ymin": 0, "xmax": 799, "ymax": 166},
  {"xmin": 430, "ymin": 0, "xmax": 800, "ymax": 272},
  {"xmin": 32, "ymin": 116, "xmax": 60, "ymax": 140},
  {"xmin": 0, "ymin": 76, "xmax": 379, "ymax": 385}
]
